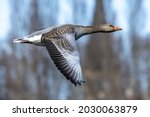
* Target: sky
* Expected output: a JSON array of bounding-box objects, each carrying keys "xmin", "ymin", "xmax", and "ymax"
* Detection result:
[
  {"xmin": 1, "ymin": 0, "xmax": 150, "ymax": 41},
  {"xmin": 143, "ymin": 0, "xmax": 150, "ymax": 35},
  {"xmin": 0, "ymin": 0, "xmax": 10, "ymax": 40}
]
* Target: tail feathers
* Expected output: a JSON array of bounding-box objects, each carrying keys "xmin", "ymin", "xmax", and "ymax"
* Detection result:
[{"xmin": 13, "ymin": 38, "xmax": 30, "ymax": 44}]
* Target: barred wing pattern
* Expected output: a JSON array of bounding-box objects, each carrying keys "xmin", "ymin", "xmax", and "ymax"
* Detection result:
[{"xmin": 43, "ymin": 34, "xmax": 85, "ymax": 86}]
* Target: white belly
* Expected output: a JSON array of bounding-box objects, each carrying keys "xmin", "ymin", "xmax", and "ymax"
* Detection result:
[{"xmin": 27, "ymin": 35, "xmax": 45, "ymax": 46}]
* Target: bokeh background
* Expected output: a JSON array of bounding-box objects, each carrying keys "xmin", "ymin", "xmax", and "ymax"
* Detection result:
[{"xmin": 0, "ymin": 0, "xmax": 150, "ymax": 99}]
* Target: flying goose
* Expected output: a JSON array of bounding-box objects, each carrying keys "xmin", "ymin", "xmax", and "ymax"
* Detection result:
[{"xmin": 13, "ymin": 24, "xmax": 122, "ymax": 86}]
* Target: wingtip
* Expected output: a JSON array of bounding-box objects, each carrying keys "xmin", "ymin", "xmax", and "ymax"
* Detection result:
[{"xmin": 73, "ymin": 80, "xmax": 85, "ymax": 86}]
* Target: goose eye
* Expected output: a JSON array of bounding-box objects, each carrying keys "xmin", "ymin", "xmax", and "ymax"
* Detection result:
[{"xmin": 109, "ymin": 25, "xmax": 113, "ymax": 28}]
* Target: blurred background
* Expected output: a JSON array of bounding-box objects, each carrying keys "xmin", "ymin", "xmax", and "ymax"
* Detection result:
[{"xmin": 0, "ymin": 0, "xmax": 150, "ymax": 100}]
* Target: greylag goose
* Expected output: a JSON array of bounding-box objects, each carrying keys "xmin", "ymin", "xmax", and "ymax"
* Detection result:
[{"xmin": 13, "ymin": 24, "xmax": 122, "ymax": 86}]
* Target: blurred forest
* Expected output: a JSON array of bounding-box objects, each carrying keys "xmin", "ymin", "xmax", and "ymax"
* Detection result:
[{"xmin": 0, "ymin": 0, "xmax": 150, "ymax": 99}]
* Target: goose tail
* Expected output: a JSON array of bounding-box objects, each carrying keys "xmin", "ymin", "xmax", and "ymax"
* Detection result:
[{"xmin": 13, "ymin": 38, "xmax": 30, "ymax": 44}]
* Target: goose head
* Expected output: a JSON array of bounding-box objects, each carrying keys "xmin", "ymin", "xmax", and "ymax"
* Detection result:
[{"xmin": 99, "ymin": 24, "xmax": 122, "ymax": 32}]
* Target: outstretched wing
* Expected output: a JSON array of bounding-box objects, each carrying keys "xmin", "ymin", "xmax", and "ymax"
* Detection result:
[{"xmin": 43, "ymin": 33, "xmax": 85, "ymax": 86}]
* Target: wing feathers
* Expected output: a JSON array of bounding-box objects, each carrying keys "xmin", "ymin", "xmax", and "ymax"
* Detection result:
[{"xmin": 43, "ymin": 35, "xmax": 85, "ymax": 86}]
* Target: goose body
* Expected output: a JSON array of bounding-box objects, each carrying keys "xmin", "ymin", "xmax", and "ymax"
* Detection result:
[{"xmin": 13, "ymin": 24, "xmax": 122, "ymax": 86}]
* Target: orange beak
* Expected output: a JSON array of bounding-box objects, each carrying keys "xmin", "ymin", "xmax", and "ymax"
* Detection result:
[{"xmin": 113, "ymin": 26, "xmax": 122, "ymax": 31}]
